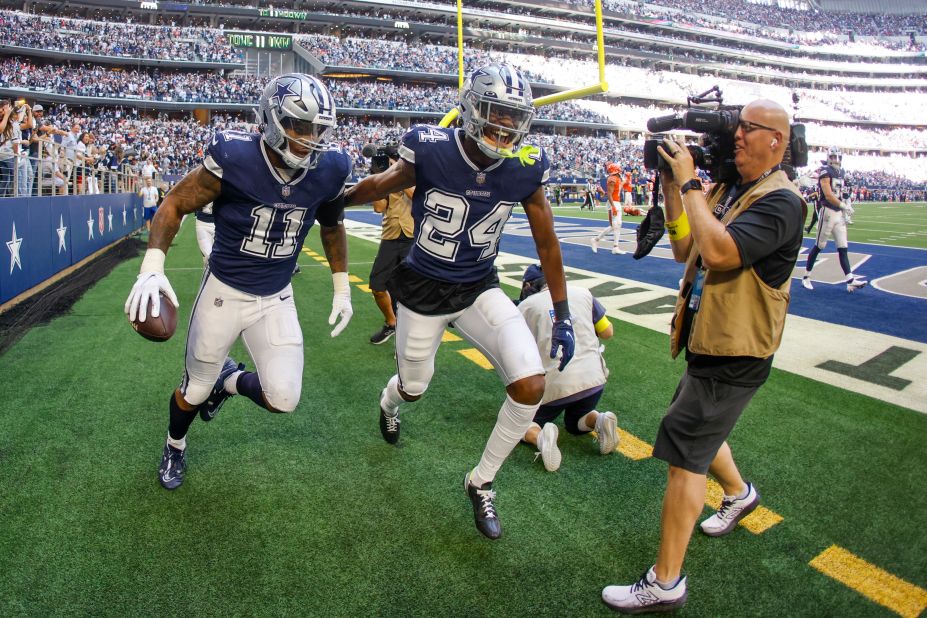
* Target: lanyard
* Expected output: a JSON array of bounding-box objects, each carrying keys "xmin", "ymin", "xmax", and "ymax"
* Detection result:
[{"xmin": 713, "ymin": 164, "xmax": 781, "ymax": 220}]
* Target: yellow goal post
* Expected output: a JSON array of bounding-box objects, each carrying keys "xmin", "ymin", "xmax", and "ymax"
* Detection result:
[{"xmin": 438, "ymin": 0, "xmax": 608, "ymax": 128}]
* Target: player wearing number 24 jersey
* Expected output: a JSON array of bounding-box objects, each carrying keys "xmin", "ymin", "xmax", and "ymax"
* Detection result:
[
  {"xmin": 124, "ymin": 73, "xmax": 353, "ymax": 491},
  {"xmin": 343, "ymin": 63, "xmax": 576, "ymax": 541}
]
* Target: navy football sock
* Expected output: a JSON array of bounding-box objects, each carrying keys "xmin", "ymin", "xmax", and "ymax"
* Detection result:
[
  {"xmin": 237, "ymin": 372, "xmax": 270, "ymax": 410},
  {"xmin": 837, "ymin": 247, "xmax": 851, "ymax": 275},
  {"xmin": 168, "ymin": 392, "xmax": 196, "ymax": 441},
  {"xmin": 805, "ymin": 245, "xmax": 821, "ymax": 272}
]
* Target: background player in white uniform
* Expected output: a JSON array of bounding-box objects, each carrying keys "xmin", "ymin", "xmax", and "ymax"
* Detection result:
[
  {"xmin": 516, "ymin": 265, "xmax": 617, "ymax": 472},
  {"xmin": 194, "ymin": 202, "xmax": 215, "ymax": 262},
  {"xmin": 343, "ymin": 63, "xmax": 575, "ymax": 540},
  {"xmin": 125, "ymin": 73, "xmax": 354, "ymax": 490},
  {"xmin": 591, "ymin": 162, "xmax": 625, "ymax": 255},
  {"xmin": 801, "ymin": 147, "xmax": 867, "ymax": 292}
]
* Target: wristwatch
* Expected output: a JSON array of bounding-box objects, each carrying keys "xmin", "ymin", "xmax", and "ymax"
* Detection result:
[{"xmin": 680, "ymin": 178, "xmax": 703, "ymax": 195}]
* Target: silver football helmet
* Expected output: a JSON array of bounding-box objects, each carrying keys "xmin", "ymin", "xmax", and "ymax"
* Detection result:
[
  {"xmin": 827, "ymin": 146, "xmax": 842, "ymax": 169},
  {"xmin": 258, "ymin": 73, "xmax": 336, "ymax": 169},
  {"xmin": 459, "ymin": 63, "xmax": 535, "ymax": 159}
]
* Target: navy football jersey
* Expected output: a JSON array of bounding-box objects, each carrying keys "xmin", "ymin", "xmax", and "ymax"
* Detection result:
[
  {"xmin": 398, "ymin": 125, "xmax": 550, "ymax": 283},
  {"xmin": 202, "ymin": 130, "xmax": 351, "ymax": 295},
  {"xmin": 817, "ymin": 164, "xmax": 844, "ymax": 211}
]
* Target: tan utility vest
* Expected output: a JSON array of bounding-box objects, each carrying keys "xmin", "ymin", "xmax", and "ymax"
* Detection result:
[{"xmin": 670, "ymin": 170, "xmax": 804, "ymax": 359}]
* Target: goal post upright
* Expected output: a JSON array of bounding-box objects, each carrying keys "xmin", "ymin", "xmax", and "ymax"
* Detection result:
[{"xmin": 439, "ymin": 0, "xmax": 608, "ymax": 127}]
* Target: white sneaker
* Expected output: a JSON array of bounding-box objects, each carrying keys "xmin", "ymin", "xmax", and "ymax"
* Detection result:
[
  {"xmin": 602, "ymin": 566, "xmax": 688, "ymax": 614},
  {"xmin": 847, "ymin": 276, "xmax": 868, "ymax": 293},
  {"xmin": 595, "ymin": 411, "xmax": 618, "ymax": 455},
  {"xmin": 536, "ymin": 423, "xmax": 561, "ymax": 472},
  {"xmin": 700, "ymin": 482, "xmax": 760, "ymax": 537},
  {"xmin": 801, "ymin": 276, "xmax": 813, "ymax": 290},
  {"xmin": 612, "ymin": 247, "xmax": 625, "ymax": 255},
  {"xmin": 590, "ymin": 238, "xmax": 599, "ymax": 254}
]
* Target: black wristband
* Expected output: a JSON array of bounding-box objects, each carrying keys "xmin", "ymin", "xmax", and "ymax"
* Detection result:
[{"xmin": 553, "ymin": 299, "xmax": 571, "ymax": 322}]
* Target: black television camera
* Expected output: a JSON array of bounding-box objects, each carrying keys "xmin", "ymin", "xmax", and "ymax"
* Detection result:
[
  {"xmin": 362, "ymin": 142, "xmax": 400, "ymax": 174},
  {"xmin": 643, "ymin": 87, "xmax": 807, "ymax": 184}
]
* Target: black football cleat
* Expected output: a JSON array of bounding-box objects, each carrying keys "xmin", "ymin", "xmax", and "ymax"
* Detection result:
[
  {"xmin": 199, "ymin": 357, "xmax": 245, "ymax": 422},
  {"xmin": 465, "ymin": 473, "xmax": 502, "ymax": 540},
  {"xmin": 379, "ymin": 404, "xmax": 400, "ymax": 444},
  {"xmin": 158, "ymin": 443, "xmax": 186, "ymax": 490}
]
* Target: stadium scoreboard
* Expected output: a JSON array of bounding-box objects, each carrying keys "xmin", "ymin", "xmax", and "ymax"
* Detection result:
[{"xmin": 225, "ymin": 31, "xmax": 292, "ymax": 50}]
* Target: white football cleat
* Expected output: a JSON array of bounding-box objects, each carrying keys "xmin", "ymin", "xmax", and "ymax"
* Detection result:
[
  {"xmin": 590, "ymin": 238, "xmax": 599, "ymax": 254},
  {"xmin": 847, "ymin": 276, "xmax": 868, "ymax": 293},
  {"xmin": 537, "ymin": 423, "xmax": 561, "ymax": 472},
  {"xmin": 801, "ymin": 276, "xmax": 814, "ymax": 290},
  {"xmin": 595, "ymin": 411, "xmax": 619, "ymax": 455}
]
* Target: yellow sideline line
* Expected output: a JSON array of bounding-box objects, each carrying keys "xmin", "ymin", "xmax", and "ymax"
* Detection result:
[
  {"xmin": 810, "ymin": 546, "xmax": 927, "ymax": 618},
  {"xmin": 458, "ymin": 348, "xmax": 493, "ymax": 370},
  {"xmin": 341, "ymin": 264, "xmax": 784, "ymax": 535},
  {"xmin": 442, "ymin": 330, "xmax": 462, "ymax": 342}
]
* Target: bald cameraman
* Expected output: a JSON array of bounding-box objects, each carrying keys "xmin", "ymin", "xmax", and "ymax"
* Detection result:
[
  {"xmin": 602, "ymin": 99, "xmax": 805, "ymax": 614},
  {"xmin": 367, "ymin": 149, "xmax": 414, "ymax": 345}
]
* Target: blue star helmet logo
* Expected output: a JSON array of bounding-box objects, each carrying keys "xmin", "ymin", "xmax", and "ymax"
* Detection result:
[{"xmin": 270, "ymin": 77, "xmax": 301, "ymax": 114}]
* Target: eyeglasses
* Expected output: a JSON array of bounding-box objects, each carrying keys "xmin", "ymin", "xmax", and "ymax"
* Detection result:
[{"xmin": 737, "ymin": 119, "xmax": 778, "ymax": 134}]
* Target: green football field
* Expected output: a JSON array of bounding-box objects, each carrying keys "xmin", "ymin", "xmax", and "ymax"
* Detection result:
[
  {"xmin": 0, "ymin": 220, "xmax": 925, "ymax": 617},
  {"xmin": 559, "ymin": 201, "xmax": 927, "ymax": 249}
]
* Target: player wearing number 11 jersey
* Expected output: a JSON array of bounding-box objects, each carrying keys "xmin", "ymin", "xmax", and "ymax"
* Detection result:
[
  {"xmin": 124, "ymin": 73, "xmax": 353, "ymax": 490},
  {"xmin": 343, "ymin": 63, "xmax": 576, "ymax": 540}
]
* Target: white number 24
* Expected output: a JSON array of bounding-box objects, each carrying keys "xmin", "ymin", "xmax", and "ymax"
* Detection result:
[{"xmin": 417, "ymin": 189, "xmax": 515, "ymax": 262}]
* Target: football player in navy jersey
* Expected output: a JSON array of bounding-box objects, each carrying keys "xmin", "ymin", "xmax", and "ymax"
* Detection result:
[
  {"xmin": 801, "ymin": 147, "xmax": 867, "ymax": 292},
  {"xmin": 124, "ymin": 74, "xmax": 354, "ymax": 490},
  {"xmin": 342, "ymin": 63, "xmax": 575, "ymax": 540}
]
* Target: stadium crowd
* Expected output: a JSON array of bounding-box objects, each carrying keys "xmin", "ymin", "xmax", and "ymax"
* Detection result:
[
  {"xmin": 0, "ymin": 10, "xmax": 241, "ymax": 63},
  {"xmin": 0, "ymin": 59, "xmax": 264, "ymax": 104}
]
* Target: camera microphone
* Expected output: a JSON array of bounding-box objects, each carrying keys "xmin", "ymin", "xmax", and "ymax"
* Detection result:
[
  {"xmin": 646, "ymin": 114, "xmax": 680, "ymax": 133},
  {"xmin": 361, "ymin": 143, "xmax": 378, "ymax": 158}
]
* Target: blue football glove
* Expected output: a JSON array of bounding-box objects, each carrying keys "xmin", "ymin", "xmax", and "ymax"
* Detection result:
[{"xmin": 550, "ymin": 318, "xmax": 576, "ymax": 371}]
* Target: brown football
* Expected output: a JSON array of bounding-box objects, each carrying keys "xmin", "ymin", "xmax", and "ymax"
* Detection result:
[{"xmin": 130, "ymin": 292, "xmax": 178, "ymax": 342}]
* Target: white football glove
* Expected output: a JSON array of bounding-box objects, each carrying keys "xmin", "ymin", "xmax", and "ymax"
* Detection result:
[
  {"xmin": 124, "ymin": 249, "xmax": 180, "ymax": 323},
  {"xmin": 328, "ymin": 271, "xmax": 353, "ymax": 337}
]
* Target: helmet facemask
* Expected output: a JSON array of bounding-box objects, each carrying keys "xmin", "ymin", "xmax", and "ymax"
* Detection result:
[
  {"xmin": 268, "ymin": 110, "xmax": 333, "ymax": 169},
  {"xmin": 461, "ymin": 74, "xmax": 535, "ymax": 160}
]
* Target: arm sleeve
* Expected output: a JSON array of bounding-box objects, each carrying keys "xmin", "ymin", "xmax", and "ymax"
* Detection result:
[
  {"xmin": 592, "ymin": 297, "xmax": 611, "ymax": 335},
  {"xmin": 202, "ymin": 132, "xmax": 225, "ymax": 179},
  {"xmin": 398, "ymin": 126, "xmax": 423, "ymax": 167}
]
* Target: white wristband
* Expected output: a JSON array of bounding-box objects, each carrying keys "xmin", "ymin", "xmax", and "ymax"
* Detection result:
[
  {"xmin": 332, "ymin": 271, "xmax": 350, "ymax": 295},
  {"xmin": 140, "ymin": 248, "xmax": 166, "ymax": 274}
]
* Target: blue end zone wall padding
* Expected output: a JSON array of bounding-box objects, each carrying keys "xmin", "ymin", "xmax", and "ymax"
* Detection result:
[{"xmin": 1, "ymin": 194, "xmax": 143, "ymax": 304}]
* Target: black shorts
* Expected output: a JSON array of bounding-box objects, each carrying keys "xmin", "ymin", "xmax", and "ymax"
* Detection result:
[
  {"xmin": 388, "ymin": 262, "xmax": 499, "ymax": 316},
  {"xmin": 535, "ymin": 388, "xmax": 604, "ymax": 435},
  {"xmin": 652, "ymin": 371, "xmax": 759, "ymax": 474},
  {"xmin": 369, "ymin": 237, "xmax": 412, "ymax": 291}
]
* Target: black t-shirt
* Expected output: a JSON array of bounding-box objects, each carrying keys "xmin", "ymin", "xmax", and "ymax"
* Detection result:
[{"xmin": 683, "ymin": 184, "xmax": 804, "ymax": 386}]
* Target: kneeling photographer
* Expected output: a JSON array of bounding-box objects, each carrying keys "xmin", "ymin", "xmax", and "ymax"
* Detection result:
[
  {"xmin": 603, "ymin": 98, "xmax": 806, "ymax": 614},
  {"xmin": 363, "ymin": 142, "xmax": 415, "ymax": 345}
]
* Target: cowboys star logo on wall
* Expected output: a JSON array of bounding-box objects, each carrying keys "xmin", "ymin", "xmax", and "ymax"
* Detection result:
[{"xmin": 270, "ymin": 78, "xmax": 301, "ymax": 113}]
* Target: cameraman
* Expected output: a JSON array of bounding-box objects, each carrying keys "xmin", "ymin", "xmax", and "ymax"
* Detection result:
[
  {"xmin": 368, "ymin": 152, "xmax": 414, "ymax": 345},
  {"xmin": 602, "ymin": 99, "xmax": 804, "ymax": 614}
]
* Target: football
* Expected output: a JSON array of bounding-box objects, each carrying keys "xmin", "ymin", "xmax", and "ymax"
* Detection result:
[{"xmin": 130, "ymin": 292, "xmax": 178, "ymax": 342}]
